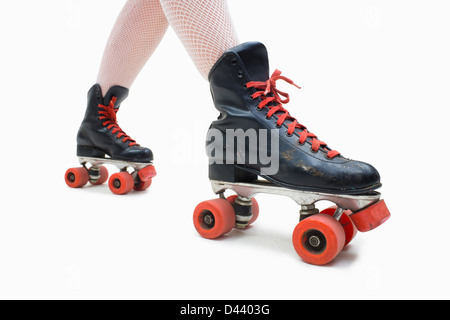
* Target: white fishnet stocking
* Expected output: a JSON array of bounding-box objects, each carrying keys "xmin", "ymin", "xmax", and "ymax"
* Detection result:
[
  {"xmin": 159, "ymin": 0, "xmax": 239, "ymax": 79},
  {"xmin": 97, "ymin": 0, "xmax": 169, "ymax": 94},
  {"xmin": 96, "ymin": 0, "xmax": 239, "ymax": 93}
]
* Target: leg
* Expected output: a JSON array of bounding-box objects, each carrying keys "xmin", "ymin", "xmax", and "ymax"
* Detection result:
[
  {"xmin": 159, "ymin": 0, "xmax": 240, "ymax": 80},
  {"xmin": 97, "ymin": 0, "xmax": 169, "ymax": 93}
]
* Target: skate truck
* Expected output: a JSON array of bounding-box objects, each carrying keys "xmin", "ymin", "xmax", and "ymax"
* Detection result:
[
  {"xmin": 65, "ymin": 157, "xmax": 156, "ymax": 195},
  {"xmin": 194, "ymin": 179, "xmax": 390, "ymax": 266}
]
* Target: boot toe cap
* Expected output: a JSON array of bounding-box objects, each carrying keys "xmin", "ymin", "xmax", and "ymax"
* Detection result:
[
  {"xmin": 345, "ymin": 160, "xmax": 381, "ymax": 191},
  {"xmin": 122, "ymin": 146, "xmax": 153, "ymax": 163}
]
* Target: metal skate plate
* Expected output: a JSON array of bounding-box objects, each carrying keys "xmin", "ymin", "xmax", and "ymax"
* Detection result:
[
  {"xmin": 211, "ymin": 180, "xmax": 381, "ymax": 213},
  {"xmin": 78, "ymin": 157, "xmax": 152, "ymax": 171}
]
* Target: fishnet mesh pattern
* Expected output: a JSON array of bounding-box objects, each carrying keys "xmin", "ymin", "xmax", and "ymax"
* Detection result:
[
  {"xmin": 160, "ymin": 0, "xmax": 239, "ymax": 79},
  {"xmin": 97, "ymin": 0, "xmax": 169, "ymax": 94},
  {"xmin": 97, "ymin": 0, "xmax": 239, "ymax": 93}
]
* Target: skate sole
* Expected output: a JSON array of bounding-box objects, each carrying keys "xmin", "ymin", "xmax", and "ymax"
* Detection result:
[
  {"xmin": 210, "ymin": 179, "xmax": 380, "ymax": 213},
  {"xmin": 210, "ymin": 163, "xmax": 382, "ymax": 195},
  {"xmin": 77, "ymin": 145, "xmax": 152, "ymax": 164},
  {"xmin": 246, "ymin": 166, "xmax": 382, "ymax": 195},
  {"xmin": 78, "ymin": 156, "xmax": 152, "ymax": 171}
]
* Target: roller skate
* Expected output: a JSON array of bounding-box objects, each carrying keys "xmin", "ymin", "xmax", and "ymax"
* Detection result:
[
  {"xmin": 65, "ymin": 84, "xmax": 156, "ymax": 195},
  {"xmin": 193, "ymin": 42, "xmax": 390, "ymax": 265}
]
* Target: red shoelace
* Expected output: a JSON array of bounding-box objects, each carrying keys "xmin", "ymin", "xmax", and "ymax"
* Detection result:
[
  {"xmin": 246, "ymin": 70, "xmax": 340, "ymax": 159},
  {"xmin": 98, "ymin": 97, "xmax": 138, "ymax": 147}
]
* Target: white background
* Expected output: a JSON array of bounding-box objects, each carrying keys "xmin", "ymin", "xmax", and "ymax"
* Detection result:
[{"xmin": 0, "ymin": 0, "xmax": 449, "ymax": 300}]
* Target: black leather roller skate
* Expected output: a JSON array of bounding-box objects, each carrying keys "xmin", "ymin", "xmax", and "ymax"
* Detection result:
[
  {"xmin": 65, "ymin": 84, "xmax": 156, "ymax": 195},
  {"xmin": 193, "ymin": 42, "xmax": 390, "ymax": 265}
]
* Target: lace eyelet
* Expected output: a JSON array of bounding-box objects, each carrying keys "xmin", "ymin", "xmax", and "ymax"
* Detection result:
[
  {"xmin": 311, "ymin": 148, "xmax": 319, "ymax": 154},
  {"xmin": 275, "ymin": 124, "xmax": 282, "ymax": 129},
  {"xmin": 265, "ymin": 114, "xmax": 271, "ymax": 120},
  {"xmin": 237, "ymin": 71, "xmax": 244, "ymax": 78},
  {"xmin": 286, "ymin": 132, "xmax": 293, "ymax": 137},
  {"xmin": 232, "ymin": 59, "xmax": 238, "ymax": 66}
]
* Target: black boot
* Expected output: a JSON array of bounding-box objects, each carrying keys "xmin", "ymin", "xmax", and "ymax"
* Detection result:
[
  {"xmin": 207, "ymin": 42, "xmax": 381, "ymax": 194},
  {"xmin": 77, "ymin": 84, "xmax": 153, "ymax": 163}
]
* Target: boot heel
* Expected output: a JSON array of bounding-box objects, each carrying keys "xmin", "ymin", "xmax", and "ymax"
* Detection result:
[
  {"xmin": 77, "ymin": 145, "xmax": 106, "ymax": 158},
  {"xmin": 209, "ymin": 163, "xmax": 258, "ymax": 183}
]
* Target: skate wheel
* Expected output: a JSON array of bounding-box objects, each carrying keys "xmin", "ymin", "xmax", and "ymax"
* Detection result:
[
  {"xmin": 90, "ymin": 166, "xmax": 109, "ymax": 185},
  {"xmin": 108, "ymin": 172, "xmax": 134, "ymax": 195},
  {"xmin": 349, "ymin": 200, "xmax": 390, "ymax": 232},
  {"xmin": 226, "ymin": 195, "xmax": 259, "ymax": 226},
  {"xmin": 193, "ymin": 199, "xmax": 236, "ymax": 239},
  {"xmin": 65, "ymin": 167, "xmax": 89, "ymax": 188},
  {"xmin": 292, "ymin": 214, "xmax": 346, "ymax": 266},
  {"xmin": 133, "ymin": 179, "xmax": 152, "ymax": 191},
  {"xmin": 320, "ymin": 206, "xmax": 357, "ymax": 246}
]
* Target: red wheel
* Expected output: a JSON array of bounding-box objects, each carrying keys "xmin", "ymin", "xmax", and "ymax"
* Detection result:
[
  {"xmin": 226, "ymin": 195, "xmax": 259, "ymax": 226},
  {"xmin": 133, "ymin": 179, "xmax": 152, "ymax": 191},
  {"xmin": 90, "ymin": 166, "xmax": 109, "ymax": 185},
  {"xmin": 193, "ymin": 199, "xmax": 236, "ymax": 239},
  {"xmin": 65, "ymin": 167, "xmax": 89, "ymax": 188},
  {"xmin": 108, "ymin": 172, "xmax": 134, "ymax": 195},
  {"xmin": 292, "ymin": 214, "xmax": 346, "ymax": 266},
  {"xmin": 321, "ymin": 206, "xmax": 357, "ymax": 246},
  {"xmin": 350, "ymin": 200, "xmax": 391, "ymax": 232}
]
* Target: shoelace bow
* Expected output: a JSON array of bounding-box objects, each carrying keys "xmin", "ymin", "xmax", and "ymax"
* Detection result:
[
  {"xmin": 98, "ymin": 97, "xmax": 138, "ymax": 147},
  {"xmin": 246, "ymin": 69, "xmax": 340, "ymax": 159}
]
